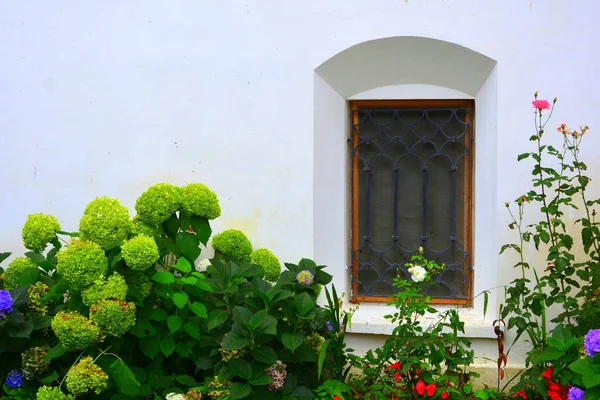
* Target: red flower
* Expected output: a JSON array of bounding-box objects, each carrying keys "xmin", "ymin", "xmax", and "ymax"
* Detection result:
[
  {"xmin": 541, "ymin": 367, "xmax": 553, "ymax": 380},
  {"xmin": 546, "ymin": 381, "xmax": 562, "ymax": 393},
  {"xmin": 333, "ymin": 396, "xmax": 342, "ymax": 400},
  {"xmin": 415, "ymin": 380, "xmax": 436, "ymax": 397},
  {"xmin": 532, "ymin": 99, "xmax": 551, "ymax": 110},
  {"xmin": 442, "ymin": 391, "xmax": 450, "ymax": 399},
  {"xmin": 547, "ymin": 391, "xmax": 562, "ymax": 400},
  {"xmin": 387, "ymin": 362, "xmax": 401, "ymax": 370},
  {"xmin": 416, "ymin": 380, "xmax": 426, "ymax": 395},
  {"xmin": 425, "ymin": 384, "xmax": 436, "ymax": 397},
  {"xmin": 391, "ymin": 373, "xmax": 402, "ymax": 382},
  {"xmin": 514, "ymin": 391, "xmax": 526, "ymax": 399}
]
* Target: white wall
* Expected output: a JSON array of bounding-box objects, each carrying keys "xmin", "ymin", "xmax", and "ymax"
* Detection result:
[{"xmin": 1, "ymin": 0, "xmax": 599, "ymax": 367}]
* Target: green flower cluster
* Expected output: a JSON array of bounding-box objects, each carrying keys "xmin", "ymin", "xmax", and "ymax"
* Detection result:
[
  {"xmin": 250, "ymin": 248, "xmax": 281, "ymax": 282},
  {"xmin": 3, "ymin": 257, "xmax": 38, "ymax": 290},
  {"xmin": 90, "ymin": 299, "xmax": 136, "ymax": 337},
  {"xmin": 51, "ymin": 311, "xmax": 100, "ymax": 351},
  {"xmin": 305, "ymin": 332, "xmax": 325, "ymax": 352},
  {"xmin": 135, "ymin": 183, "xmax": 181, "ymax": 226},
  {"xmin": 22, "ymin": 213, "xmax": 60, "ymax": 252},
  {"xmin": 65, "ymin": 356, "xmax": 108, "ymax": 396},
  {"xmin": 26, "ymin": 282, "xmax": 49, "ymax": 316},
  {"xmin": 22, "ymin": 346, "xmax": 51, "ymax": 374},
  {"xmin": 121, "ymin": 235, "xmax": 160, "ymax": 270},
  {"xmin": 212, "ymin": 229, "xmax": 253, "ymax": 263},
  {"xmin": 181, "ymin": 183, "xmax": 221, "ymax": 219},
  {"xmin": 79, "ymin": 197, "xmax": 131, "ymax": 250},
  {"xmin": 123, "ymin": 271, "xmax": 153, "ymax": 300},
  {"xmin": 36, "ymin": 386, "xmax": 74, "ymax": 400},
  {"xmin": 207, "ymin": 377, "xmax": 231, "ymax": 400},
  {"xmin": 81, "ymin": 273, "xmax": 128, "ymax": 307},
  {"xmin": 56, "ymin": 240, "xmax": 108, "ymax": 291},
  {"xmin": 132, "ymin": 216, "xmax": 162, "ymax": 239}
]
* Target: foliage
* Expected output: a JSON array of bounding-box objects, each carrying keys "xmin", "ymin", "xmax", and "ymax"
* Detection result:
[
  {"xmin": 250, "ymin": 248, "xmax": 281, "ymax": 283},
  {"xmin": 500, "ymin": 94, "xmax": 600, "ymax": 397}
]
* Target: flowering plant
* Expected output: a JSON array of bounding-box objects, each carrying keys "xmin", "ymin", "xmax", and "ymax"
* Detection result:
[{"xmin": 568, "ymin": 328, "xmax": 600, "ymax": 399}]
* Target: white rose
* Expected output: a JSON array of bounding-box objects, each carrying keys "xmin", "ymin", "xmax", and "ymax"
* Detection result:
[
  {"xmin": 196, "ymin": 258, "xmax": 211, "ymax": 273},
  {"xmin": 407, "ymin": 265, "xmax": 427, "ymax": 282}
]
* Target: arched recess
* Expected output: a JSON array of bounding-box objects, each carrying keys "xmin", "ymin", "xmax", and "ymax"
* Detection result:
[{"xmin": 313, "ymin": 36, "xmax": 499, "ymax": 334}]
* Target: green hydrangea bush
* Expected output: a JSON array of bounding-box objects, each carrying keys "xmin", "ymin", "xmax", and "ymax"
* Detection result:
[{"xmin": 0, "ymin": 182, "xmax": 335, "ymax": 399}]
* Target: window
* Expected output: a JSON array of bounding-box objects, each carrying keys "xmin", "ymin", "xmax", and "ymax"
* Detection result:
[{"xmin": 350, "ymin": 100, "xmax": 474, "ymax": 304}]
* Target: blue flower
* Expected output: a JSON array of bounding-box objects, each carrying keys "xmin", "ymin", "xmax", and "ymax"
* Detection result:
[
  {"xmin": 5, "ymin": 369, "xmax": 22, "ymax": 389},
  {"xmin": 0, "ymin": 290, "xmax": 13, "ymax": 320},
  {"xmin": 568, "ymin": 386, "xmax": 585, "ymax": 400},
  {"xmin": 584, "ymin": 328, "xmax": 600, "ymax": 357},
  {"xmin": 326, "ymin": 321, "xmax": 333, "ymax": 331},
  {"xmin": 296, "ymin": 270, "xmax": 314, "ymax": 286}
]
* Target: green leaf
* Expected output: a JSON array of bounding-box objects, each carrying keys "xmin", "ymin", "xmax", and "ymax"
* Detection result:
[
  {"xmin": 176, "ymin": 375, "xmax": 197, "ymax": 386},
  {"xmin": 0, "ymin": 252, "xmax": 11, "ymax": 264},
  {"xmin": 248, "ymin": 310, "xmax": 268, "ymax": 332},
  {"xmin": 282, "ymin": 333, "xmax": 304, "ymax": 352},
  {"xmin": 517, "ymin": 153, "xmax": 530, "ymax": 161},
  {"xmin": 176, "ymin": 232, "xmax": 201, "ymax": 261},
  {"xmin": 251, "ymin": 346, "xmax": 278, "ymax": 365},
  {"xmin": 173, "ymin": 257, "xmax": 193, "ymax": 274},
  {"xmin": 230, "ymin": 382, "xmax": 251, "ymax": 399},
  {"xmin": 173, "ymin": 292, "xmax": 189, "ymax": 309},
  {"xmin": 140, "ymin": 336, "xmax": 160, "ymax": 360},
  {"xmin": 190, "ymin": 216, "xmax": 212, "ymax": 246},
  {"xmin": 233, "ymin": 306, "xmax": 253, "ymax": 325},
  {"xmin": 5, "ymin": 311, "xmax": 34, "ymax": 338},
  {"xmin": 167, "ymin": 315, "xmax": 182, "ymax": 333},
  {"xmin": 184, "ymin": 323, "xmax": 200, "ymax": 339},
  {"xmin": 43, "ymin": 342, "xmax": 66, "ymax": 361},
  {"xmin": 251, "ymin": 374, "xmax": 272, "ymax": 386},
  {"xmin": 40, "ymin": 370, "xmax": 59, "ymax": 385},
  {"xmin": 222, "ymin": 325, "xmax": 250, "ymax": 350},
  {"xmin": 208, "ymin": 310, "xmax": 230, "ymax": 331},
  {"xmin": 257, "ymin": 315, "xmax": 277, "ymax": 335},
  {"xmin": 294, "ymin": 292, "xmax": 316, "ymax": 316},
  {"xmin": 150, "ymin": 309, "xmax": 168, "ymax": 321},
  {"xmin": 190, "ymin": 302, "xmax": 208, "ymax": 318},
  {"xmin": 152, "ymin": 271, "xmax": 175, "ymax": 284},
  {"xmin": 109, "ymin": 358, "xmax": 141, "ymax": 396},
  {"xmin": 537, "ymin": 346, "xmax": 564, "ymax": 362},
  {"xmin": 317, "ymin": 339, "xmax": 330, "ymax": 381},
  {"xmin": 229, "ymin": 359, "xmax": 252, "ymax": 380},
  {"xmin": 16, "ymin": 267, "xmax": 40, "ymax": 287},
  {"xmin": 160, "ymin": 337, "xmax": 176, "ymax": 357},
  {"xmin": 181, "ymin": 276, "xmax": 198, "ymax": 285}
]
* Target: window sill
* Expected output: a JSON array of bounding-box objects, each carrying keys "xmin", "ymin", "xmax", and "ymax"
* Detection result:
[{"xmin": 345, "ymin": 303, "xmax": 497, "ymax": 339}]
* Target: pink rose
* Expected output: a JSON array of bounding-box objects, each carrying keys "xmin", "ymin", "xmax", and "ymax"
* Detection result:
[{"xmin": 532, "ymin": 99, "xmax": 551, "ymax": 110}]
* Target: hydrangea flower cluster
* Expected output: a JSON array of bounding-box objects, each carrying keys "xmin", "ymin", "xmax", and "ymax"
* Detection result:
[
  {"xmin": 81, "ymin": 273, "xmax": 128, "ymax": 307},
  {"xmin": 296, "ymin": 270, "xmax": 314, "ymax": 286},
  {"xmin": 65, "ymin": 356, "xmax": 108, "ymax": 396},
  {"xmin": 305, "ymin": 331, "xmax": 326, "ymax": 352},
  {"xmin": 56, "ymin": 239, "xmax": 108, "ymax": 291},
  {"xmin": 207, "ymin": 377, "xmax": 231, "ymax": 400},
  {"xmin": 51, "ymin": 311, "xmax": 100, "ymax": 350},
  {"xmin": 26, "ymin": 281, "xmax": 49, "ymax": 316},
  {"xmin": 196, "ymin": 258, "xmax": 211, "ymax": 273},
  {"xmin": 212, "ymin": 229, "xmax": 253, "ymax": 263},
  {"xmin": 180, "ymin": 183, "xmax": 221, "ymax": 220},
  {"xmin": 131, "ymin": 216, "xmax": 162, "ymax": 239},
  {"xmin": 79, "ymin": 197, "xmax": 132, "ymax": 250},
  {"xmin": 250, "ymin": 248, "xmax": 281, "ymax": 282},
  {"xmin": 22, "ymin": 213, "xmax": 60, "ymax": 252},
  {"xmin": 135, "ymin": 183, "xmax": 182, "ymax": 226},
  {"xmin": 3, "ymin": 257, "xmax": 38, "ymax": 290},
  {"xmin": 5, "ymin": 369, "xmax": 22, "ymax": 389},
  {"xmin": 22, "ymin": 346, "xmax": 51, "ymax": 375},
  {"xmin": 584, "ymin": 328, "xmax": 600, "ymax": 357},
  {"xmin": 121, "ymin": 234, "xmax": 160, "ymax": 270},
  {"xmin": 0, "ymin": 289, "xmax": 14, "ymax": 320},
  {"xmin": 89, "ymin": 299, "xmax": 136, "ymax": 337},
  {"xmin": 568, "ymin": 386, "xmax": 585, "ymax": 400},
  {"xmin": 36, "ymin": 386, "xmax": 74, "ymax": 400},
  {"xmin": 165, "ymin": 393, "xmax": 186, "ymax": 400},
  {"xmin": 123, "ymin": 271, "xmax": 153, "ymax": 299},
  {"xmin": 265, "ymin": 360, "xmax": 287, "ymax": 391}
]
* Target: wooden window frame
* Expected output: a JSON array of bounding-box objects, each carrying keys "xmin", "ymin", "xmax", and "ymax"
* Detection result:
[{"xmin": 349, "ymin": 99, "xmax": 474, "ymax": 305}]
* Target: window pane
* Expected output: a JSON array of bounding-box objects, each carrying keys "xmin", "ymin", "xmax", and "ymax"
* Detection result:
[{"xmin": 351, "ymin": 104, "xmax": 472, "ymax": 299}]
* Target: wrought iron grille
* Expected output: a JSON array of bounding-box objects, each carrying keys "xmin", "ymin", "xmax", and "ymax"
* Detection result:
[{"xmin": 350, "ymin": 101, "xmax": 473, "ymax": 300}]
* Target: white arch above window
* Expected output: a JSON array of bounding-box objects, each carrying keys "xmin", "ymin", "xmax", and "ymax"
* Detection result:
[{"xmin": 315, "ymin": 36, "xmax": 496, "ymax": 98}]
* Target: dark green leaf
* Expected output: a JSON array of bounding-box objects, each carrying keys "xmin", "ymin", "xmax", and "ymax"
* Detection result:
[
  {"xmin": 109, "ymin": 358, "xmax": 141, "ymax": 396},
  {"xmin": 230, "ymin": 382, "xmax": 251, "ymax": 399},
  {"xmin": 222, "ymin": 326, "xmax": 250, "ymax": 350},
  {"xmin": 176, "ymin": 232, "xmax": 201, "ymax": 261},
  {"xmin": 282, "ymin": 333, "xmax": 304, "ymax": 352},
  {"xmin": 190, "ymin": 302, "xmax": 207, "ymax": 318},
  {"xmin": 191, "ymin": 216, "xmax": 211, "ymax": 246},
  {"xmin": 184, "ymin": 323, "xmax": 200, "ymax": 339},
  {"xmin": 294, "ymin": 292, "xmax": 316, "ymax": 316},
  {"xmin": 176, "ymin": 375, "xmax": 197, "ymax": 386},
  {"xmin": 40, "ymin": 370, "xmax": 59, "ymax": 385},
  {"xmin": 0, "ymin": 252, "xmax": 11, "ymax": 264},
  {"xmin": 150, "ymin": 309, "xmax": 168, "ymax": 321},
  {"xmin": 229, "ymin": 359, "xmax": 252, "ymax": 380},
  {"xmin": 160, "ymin": 337, "xmax": 176, "ymax": 357},
  {"xmin": 44, "ymin": 342, "xmax": 66, "ymax": 361},
  {"xmin": 317, "ymin": 339, "xmax": 330, "ymax": 381},
  {"xmin": 233, "ymin": 306, "xmax": 253, "ymax": 325},
  {"xmin": 208, "ymin": 310, "xmax": 230, "ymax": 331},
  {"xmin": 140, "ymin": 336, "xmax": 161, "ymax": 360},
  {"xmin": 252, "ymin": 346, "xmax": 278, "ymax": 365},
  {"xmin": 167, "ymin": 315, "xmax": 182, "ymax": 333},
  {"xmin": 251, "ymin": 374, "xmax": 272, "ymax": 386}
]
